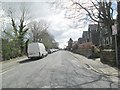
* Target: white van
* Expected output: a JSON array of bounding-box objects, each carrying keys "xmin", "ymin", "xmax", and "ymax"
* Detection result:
[{"xmin": 27, "ymin": 42, "xmax": 48, "ymax": 59}]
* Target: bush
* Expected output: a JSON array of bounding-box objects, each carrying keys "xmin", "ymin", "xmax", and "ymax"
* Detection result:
[{"xmin": 2, "ymin": 39, "xmax": 25, "ymax": 61}]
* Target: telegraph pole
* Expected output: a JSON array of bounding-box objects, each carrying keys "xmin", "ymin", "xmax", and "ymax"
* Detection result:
[
  {"xmin": 117, "ymin": 1, "xmax": 120, "ymax": 68},
  {"xmin": 112, "ymin": 24, "xmax": 118, "ymax": 67}
]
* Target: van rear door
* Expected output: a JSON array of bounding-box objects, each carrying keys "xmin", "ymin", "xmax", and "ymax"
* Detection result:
[{"xmin": 28, "ymin": 43, "xmax": 40, "ymax": 58}]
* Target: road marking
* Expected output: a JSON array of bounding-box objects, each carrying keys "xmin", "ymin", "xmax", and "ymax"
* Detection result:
[{"xmin": 0, "ymin": 65, "xmax": 16, "ymax": 75}]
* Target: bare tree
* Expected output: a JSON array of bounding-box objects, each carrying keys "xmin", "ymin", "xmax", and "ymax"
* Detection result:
[
  {"xmin": 28, "ymin": 20, "xmax": 58, "ymax": 49},
  {"xmin": 53, "ymin": 0, "xmax": 116, "ymax": 32},
  {"xmin": 28, "ymin": 20, "xmax": 49, "ymax": 42}
]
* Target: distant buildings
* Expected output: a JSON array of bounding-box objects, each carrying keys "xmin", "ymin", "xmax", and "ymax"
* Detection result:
[
  {"xmin": 67, "ymin": 23, "xmax": 116, "ymax": 50},
  {"xmin": 99, "ymin": 23, "xmax": 114, "ymax": 49},
  {"xmin": 82, "ymin": 31, "xmax": 89, "ymax": 43},
  {"xmin": 79, "ymin": 24, "xmax": 99, "ymax": 47},
  {"xmin": 78, "ymin": 38, "xmax": 82, "ymax": 44},
  {"xmin": 88, "ymin": 24, "xmax": 99, "ymax": 46},
  {"xmin": 67, "ymin": 24, "xmax": 99, "ymax": 50},
  {"xmin": 79, "ymin": 23, "xmax": 114, "ymax": 48},
  {"xmin": 67, "ymin": 38, "xmax": 73, "ymax": 51}
]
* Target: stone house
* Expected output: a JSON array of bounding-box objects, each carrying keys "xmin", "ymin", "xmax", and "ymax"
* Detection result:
[
  {"xmin": 82, "ymin": 31, "xmax": 89, "ymax": 43},
  {"xmin": 77, "ymin": 38, "xmax": 83, "ymax": 44},
  {"xmin": 68, "ymin": 38, "xmax": 73, "ymax": 51},
  {"xmin": 99, "ymin": 23, "xmax": 114, "ymax": 49},
  {"xmin": 88, "ymin": 24, "xmax": 99, "ymax": 46}
]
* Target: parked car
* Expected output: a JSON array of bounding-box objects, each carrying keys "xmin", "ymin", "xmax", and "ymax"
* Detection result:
[
  {"xmin": 50, "ymin": 49, "xmax": 59, "ymax": 53},
  {"xmin": 27, "ymin": 42, "xmax": 48, "ymax": 59},
  {"xmin": 47, "ymin": 49, "xmax": 52, "ymax": 54}
]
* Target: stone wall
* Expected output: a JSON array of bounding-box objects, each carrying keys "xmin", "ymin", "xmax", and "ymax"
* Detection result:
[
  {"xmin": 72, "ymin": 46, "xmax": 100, "ymax": 58},
  {"xmin": 72, "ymin": 48, "xmax": 92, "ymax": 57},
  {"xmin": 100, "ymin": 49, "xmax": 116, "ymax": 66}
]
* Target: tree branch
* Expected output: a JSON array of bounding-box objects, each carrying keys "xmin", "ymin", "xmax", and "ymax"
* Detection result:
[{"xmin": 73, "ymin": 2, "xmax": 103, "ymax": 23}]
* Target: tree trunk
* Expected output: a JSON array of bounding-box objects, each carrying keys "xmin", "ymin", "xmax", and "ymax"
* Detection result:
[{"xmin": 25, "ymin": 39, "xmax": 29, "ymax": 55}]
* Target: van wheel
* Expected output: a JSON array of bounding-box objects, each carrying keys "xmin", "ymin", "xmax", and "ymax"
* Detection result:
[
  {"xmin": 42, "ymin": 54, "xmax": 44, "ymax": 58},
  {"xmin": 30, "ymin": 57, "xmax": 34, "ymax": 60}
]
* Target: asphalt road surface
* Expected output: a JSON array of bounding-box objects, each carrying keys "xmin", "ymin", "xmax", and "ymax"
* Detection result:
[{"xmin": 2, "ymin": 51, "xmax": 118, "ymax": 88}]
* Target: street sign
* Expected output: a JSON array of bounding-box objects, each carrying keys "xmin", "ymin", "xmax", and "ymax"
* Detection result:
[{"xmin": 112, "ymin": 24, "xmax": 117, "ymax": 35}]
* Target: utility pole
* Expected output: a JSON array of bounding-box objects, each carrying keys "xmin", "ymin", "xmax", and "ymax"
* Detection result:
[
  {"xmin": 117, "ymin": 1, "xmax": 120, "ymax": 69},
  {"xmin": 112, "ymin": 24, "xmax": 118, "ymax": 67}
]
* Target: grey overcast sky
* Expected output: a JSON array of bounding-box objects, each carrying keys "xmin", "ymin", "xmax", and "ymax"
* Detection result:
[{"xmin": 0, "ymin": 0, "xmax": 90, "ymax": 48}]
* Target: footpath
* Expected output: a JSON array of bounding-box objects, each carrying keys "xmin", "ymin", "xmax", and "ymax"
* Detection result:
[
  {"xmin": 70, "ymin": 52, "xmax": 119, "ymax": 84},
  {"xmin": 0, "ymin": 56, "xmax": 28, "ymax": 73}
]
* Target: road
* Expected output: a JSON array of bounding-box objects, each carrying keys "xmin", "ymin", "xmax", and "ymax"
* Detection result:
[{"xmin": 2, "ymin": 51, "xmax": 118, "ymax": 88}]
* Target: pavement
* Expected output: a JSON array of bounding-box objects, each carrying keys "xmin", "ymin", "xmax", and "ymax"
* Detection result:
[
  {"xmin": 71, "ymin": 52, "xmax": 119, "ymax": 77},
  {"xmin": 0, "ymin": 56, "xmax": 28, "ymax": 73},
  {"xmin": 1, "ymin": 51, "xmax": 119, "ymax": 88},
  {"xmin": 70, "ymin": 52, "xmax": 119, "ymax": 86}
]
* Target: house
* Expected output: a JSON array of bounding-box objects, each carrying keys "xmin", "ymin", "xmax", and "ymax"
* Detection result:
[
  {"xmin": 88, "ymin": 24, "xmax": 99, "ymax": 46},
  {"xmin": 99, "ymin": 23, "xmax": 114, "ymax": 49},
  {"xmin": 67, "ymin": 38, "xmax": 73, "ymax": 51},
  {"xmin": 82, "ymin": 31, "xmax": 89, "ymax": 43},
  {"xmin": 81, "ymin": 24, "xmax": 99, "ymax": 46},
  {"xmin": 78, "ymin": 38, "xmax": 83, "ymax": 44},
  {"xmin": 72, "ymin": 41, "xmax": 78, "ymax": 50}
]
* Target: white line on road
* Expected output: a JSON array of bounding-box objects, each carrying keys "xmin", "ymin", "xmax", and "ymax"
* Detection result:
[{"xmin": 0, "ymin": 66, "xmax": 16, "ymax": 75}]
